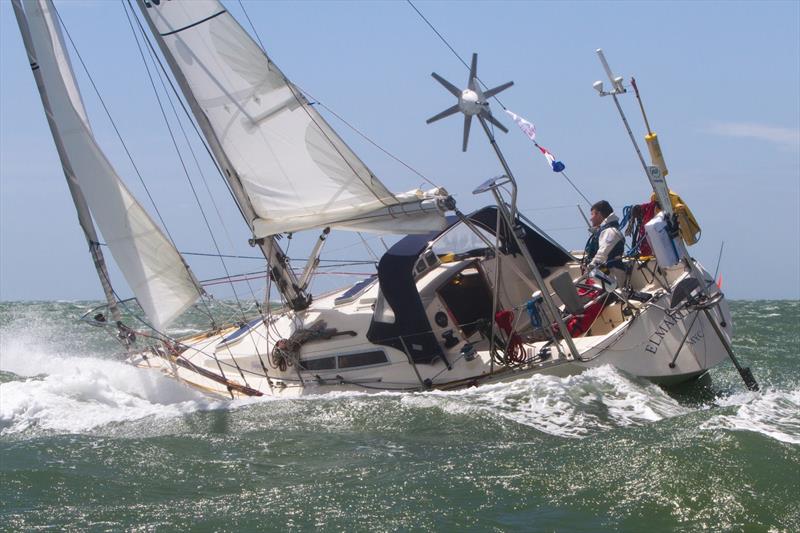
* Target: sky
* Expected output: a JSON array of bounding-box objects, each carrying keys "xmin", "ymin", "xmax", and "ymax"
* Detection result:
[{"xmin": 1, "ymin": 0, "xmax": 798, "ymax": 302}]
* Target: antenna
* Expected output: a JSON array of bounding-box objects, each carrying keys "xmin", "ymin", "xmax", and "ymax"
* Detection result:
[
  {"xmin": 593, "ymin": 49, "xmax": 758, "ymax": 392},
  {"xmin": 426, "ymin": 53, "xmax": 512, "ymax": 151},
  {"xmin": 596, "ymin": 49, "xmax": 626, "ymax": 93},
  {"xmin": 592, "ymin": 49, "xmax": 649, "ymax": 175}
]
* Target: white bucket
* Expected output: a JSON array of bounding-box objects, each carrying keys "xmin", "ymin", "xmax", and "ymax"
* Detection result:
[{"xmin": 645, "ymin": 212, "xmax": 680, "ymax": 267}]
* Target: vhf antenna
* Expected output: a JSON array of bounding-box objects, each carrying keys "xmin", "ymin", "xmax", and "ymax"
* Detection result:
[{"xmin": 592, "ymin": 49, "xmax": 671, "ymax": 217}]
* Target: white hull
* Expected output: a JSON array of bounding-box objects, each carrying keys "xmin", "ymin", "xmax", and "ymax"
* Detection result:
[
  {"xmin": 573, "ymin": 290, "xmax": 732, "ymax": 385},
  {"xmin": 129, "ymin": 251, "xmax": 734, "ymax": 398}
]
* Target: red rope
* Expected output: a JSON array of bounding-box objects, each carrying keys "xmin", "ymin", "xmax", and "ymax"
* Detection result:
[{"xmin": 494, "ymin": 310, "xmax": 526, "ymax": 364}]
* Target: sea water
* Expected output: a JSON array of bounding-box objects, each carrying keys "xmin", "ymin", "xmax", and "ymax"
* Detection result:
[{"xmin": 1, "ymin": 301, "xmax": 798, "ymax": 531}]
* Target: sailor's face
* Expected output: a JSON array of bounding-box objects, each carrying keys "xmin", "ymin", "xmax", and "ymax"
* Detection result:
[{"xmin": 590, "ymin": 208, "xmax": 603, "ymax": 227}]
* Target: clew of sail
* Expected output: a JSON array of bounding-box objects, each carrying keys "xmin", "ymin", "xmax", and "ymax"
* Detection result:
[
  {"xmin": 16, "ymin": 0, "xmax": 202, "ymax": 330},
  {"xmin": 138, "ymin": 0, "xmax": 449, "ymax": 237}
]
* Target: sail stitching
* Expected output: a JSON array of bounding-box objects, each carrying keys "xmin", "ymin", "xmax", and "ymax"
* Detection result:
[{"xmin": 159, "ymin": 9, "xmax": 227, "ymax": 37}]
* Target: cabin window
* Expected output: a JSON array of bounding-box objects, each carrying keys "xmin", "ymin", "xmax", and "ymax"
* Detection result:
[
  {"xmin": 300, "ymin": 350, "xmax": 388, "ymax": 372},
  {"xmin": 431, "ymin": 222, "xmax": 495, "ymax": 257},
  {"xmin": 300, "ymin": 357, "xmax": 336, "ymax": 371},
  {"xmin": 338, "ymin": 350, "xmax": 388, "ymax": 369}
]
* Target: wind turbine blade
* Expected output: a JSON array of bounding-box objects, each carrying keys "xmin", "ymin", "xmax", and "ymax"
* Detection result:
[
  {"xmin": 482, "ymin": 110, "xmax": 509, "ymax": 133},
  {"xmin": 462, "ymin": 114, "xmax": 472, "ymax": 152},
  {"xmin": 468, "ymin": 53, "xmax": 478, "ymax": 91},
  {"xmin": 431, "ymin": 72, "xmax": 461, "ymax": 97},
  {"xmin": 484, "ymin": 80, "xmax": 514, "ymax": 98},
  {"xmin": 426, "ymin": 104, "xmax": 460, "ymax": 124}
]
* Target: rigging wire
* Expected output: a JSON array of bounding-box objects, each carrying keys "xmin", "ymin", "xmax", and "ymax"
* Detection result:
[
  {"xmin": 122, "ymin": 3, "xmax": 243, "ymax": 220},
  {"xmin": 297, "ymin": 87, "xmax": 439, "ymax": 189},
  {"xmin": 124, "ymin": 0, "xmax": 271, "ymax": 308},
  {"xmin": 407, "ymin": 0, "xmax": 594, "ymax": 208},
  {"xmin": 94, "ymin": 241, "xmax": 376, "ymax": 265},
  {"xmin": 235, "ymin": 0, "xmax": 439, "ymax": 193},
  {"xmin": 558, "ymin": 171, "xmax": 592, "ymax": 207},
  {"xmin": 124, "ymin": 0, "xmax": 277, "ymax": 380},
  {"xmin": 51, "ymin": 4, "xmax": 179, "ymax": 248},
  {"xmin": 122, "ymin": 1, "xmax": 248, "ymax": 325},
  {"xmin": 406, "ymin": 0, "xmax": 505, "ymax": 109},
  {"xmin": 357, "ymin": 232, "xmax": 381, "ymax": 263}
]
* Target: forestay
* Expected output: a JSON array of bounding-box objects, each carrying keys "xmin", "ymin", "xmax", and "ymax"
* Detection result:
[
  {"xmin": 138, "ymin": 0, "xmax": 448, "ymax": 237},
  {"xmin": 19, "ymin": 0, "xmax": 202, "ymax": 330}
]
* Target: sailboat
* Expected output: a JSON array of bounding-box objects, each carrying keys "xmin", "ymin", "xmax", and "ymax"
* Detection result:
[{"xmin": 12, "ymin": 0, "xmax": 758, "ymax": 398}]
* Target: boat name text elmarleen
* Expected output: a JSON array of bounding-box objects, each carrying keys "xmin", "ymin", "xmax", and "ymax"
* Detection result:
[{"xmin": 645, "ymin": 308, "xmax": 703, "ymax": 354}]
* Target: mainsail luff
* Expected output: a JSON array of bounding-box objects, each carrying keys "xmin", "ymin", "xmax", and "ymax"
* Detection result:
[{"xmin": 15, "ymin": 0, "xmax": 203, "ymax": 330}]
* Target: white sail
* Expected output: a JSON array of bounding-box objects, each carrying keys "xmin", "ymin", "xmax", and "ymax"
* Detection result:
[
  {"xmin": 22, "ymin": 0, "xmax": 201, "ymax": 330},
  {"xmin": 139, "ymin": 0, "xmax": 448, "ymax": 237}
]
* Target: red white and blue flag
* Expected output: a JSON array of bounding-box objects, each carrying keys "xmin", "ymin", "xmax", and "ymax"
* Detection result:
[
  {"xmin": 537, "ymin": 145, "xmax": 565, "ymax": 173},
  {"xmin": 504, "ymin": 109, "xmax": 536, "ymax": 141},
  {"xmin": 505, "ymin": 109, "xmax": 565, "ymax": 173}
]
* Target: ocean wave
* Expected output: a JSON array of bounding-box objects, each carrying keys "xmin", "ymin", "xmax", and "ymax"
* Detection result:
[
  {"xmin": 0, "ymin": 314, "xmax": 228, "ymax": 436},
  {"xmin": 400, "ymin": 366, "xmax": 692, "ymax": 438},
  {"xmin": 0, "ymin": 347, "xmax": 237, "ymax": 436},
  {"xmin": 700, "ymin": 389, "xmax": 800, "ymax": 444}
]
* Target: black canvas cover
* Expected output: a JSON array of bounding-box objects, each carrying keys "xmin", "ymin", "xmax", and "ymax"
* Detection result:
[
  {"xmin": 366, "ymin": 206, "xmax": 573, "ymax": 364},
  {"xmin": 366, "ymin": 221, "xmax": 456, "ymax": 364}
]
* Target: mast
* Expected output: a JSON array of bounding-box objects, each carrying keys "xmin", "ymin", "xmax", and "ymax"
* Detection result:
[
  {"xmin": 12, "ymin": 0, "xmax": 121, "ymax": 322},
  {"xmin": 133, "ymin": 0, "xmax": 310, "ymax": 310}
]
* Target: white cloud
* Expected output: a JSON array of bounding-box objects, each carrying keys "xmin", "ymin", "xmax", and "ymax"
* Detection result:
[{"xmin": 705, "ymin": 122, "xmax": 800, "ymax": 151}]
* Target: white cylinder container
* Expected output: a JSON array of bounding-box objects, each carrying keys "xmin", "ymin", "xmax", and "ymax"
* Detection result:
[{"xmin": 645, "ymin": 212, "xmax": 680, "ymax": 267}]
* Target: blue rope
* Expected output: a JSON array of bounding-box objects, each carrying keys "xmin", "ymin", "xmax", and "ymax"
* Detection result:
[
  {"xmin": 620, "ymin": 204, "xmax": 648, "ymax": 256},
  {"xmin": 619, "ymin": 204, "xmax": 633, "ymax": 232},
  {"xmin": 526, "ymin": 298, "xmax": 542, "ymax": 329}
]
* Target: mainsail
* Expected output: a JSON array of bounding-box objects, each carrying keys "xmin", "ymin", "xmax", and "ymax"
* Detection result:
[
  {"xmin": 137, "ymin": 0, "xmax": 448, "ymax": 237},
  {"xmin": 14, "ymin": 0, "xmax": 202, "ymax": 330}
]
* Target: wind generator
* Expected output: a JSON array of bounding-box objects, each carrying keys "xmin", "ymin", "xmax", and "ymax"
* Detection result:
[
  {"xmin": 426, "ymin": 53, "xmax": 512, "ymax": 152},
  {"xmin": 425, "ymin": 53, "xmax": 583, "ymax": 363}
]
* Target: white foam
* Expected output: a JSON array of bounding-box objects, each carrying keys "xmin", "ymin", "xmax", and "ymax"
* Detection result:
[
  {"xmin": 700, "ymin": 389, "xmax": 800, "ymax": 444},
  {"xmin": 1, "ymin": 371, "xmax": 211, "ymax": 435},
  {"xmin": 0, "ymin": 312, "xmax": 230, "ymax": 436},
  {"xmin": 401, "ymin": 365, "xmax": 691, "ymax": 438}
]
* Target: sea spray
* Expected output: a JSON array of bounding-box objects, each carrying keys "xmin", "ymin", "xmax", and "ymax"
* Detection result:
[{"xmin": 0, "ymin": 300, "xmax": 797, "ymax": 531}]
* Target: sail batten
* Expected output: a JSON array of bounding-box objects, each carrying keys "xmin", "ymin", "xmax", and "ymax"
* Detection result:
[
  {"xmin": 138, "ymin": 0, "xmax": 448, "ymax": 237},
  {"xmin": 17, "ymin": 0, "xmax": 202, "ymax": 330}
]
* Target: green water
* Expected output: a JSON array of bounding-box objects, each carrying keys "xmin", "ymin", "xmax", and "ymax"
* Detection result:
[{"xmin": 1, "ymin": 301, "xmax": 798, "ymax": 531}]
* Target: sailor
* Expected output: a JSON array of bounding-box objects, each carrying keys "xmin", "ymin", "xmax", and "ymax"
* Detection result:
[{"xmin": 584, "ymin": 200, "xmax": 625, "ymax": 286}]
